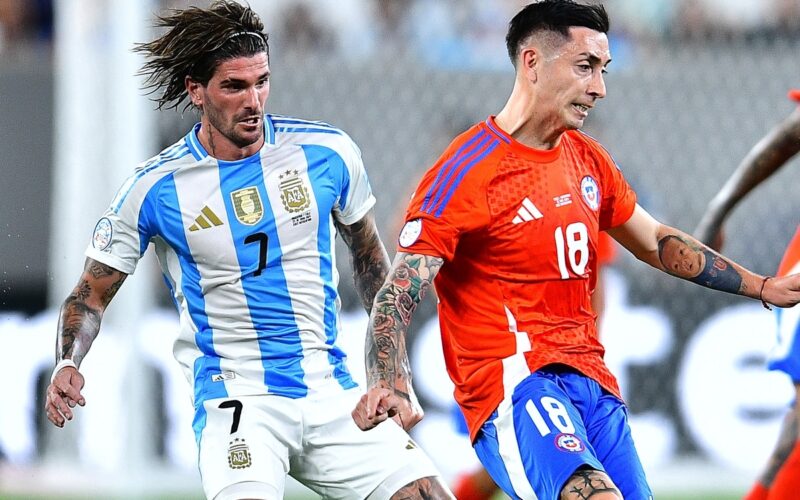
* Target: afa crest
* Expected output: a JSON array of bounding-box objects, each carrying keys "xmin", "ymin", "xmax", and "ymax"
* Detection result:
[
  {"xmin": 227, "ymin": 438, "xmax": 252, "ymax": 469},
  {"xmin": 230, "ymin": 187, "xmax": 264, "ymax": 225},
  {"xmin": 279, "ymin": 170, "xmax": 311, "ymax": 213}
]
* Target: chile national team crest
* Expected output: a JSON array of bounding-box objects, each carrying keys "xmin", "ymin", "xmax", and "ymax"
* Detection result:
[
  {"xmin": 555, "ymin": 433, "xmax": 585, "ymax": 453},
  {"xmin": 580, "ymin": 176, "xmax": 600, "ymax": 211}
]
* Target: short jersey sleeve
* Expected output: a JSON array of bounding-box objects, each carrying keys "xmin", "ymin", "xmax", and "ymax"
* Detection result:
[
  {"xmin": 397, "ymin": 131, "xmax": 493, "ymax": 260},
  {"xmin": 84, "ymin": 165, "xmax": 161, "ymax": 275},
  {"xmin": 331, "ymin": 134, "xmax": 376, "ymax": 226},
  {"xmin": 591, "ymin": 141, "xmax": 637, "ymax": 230}
]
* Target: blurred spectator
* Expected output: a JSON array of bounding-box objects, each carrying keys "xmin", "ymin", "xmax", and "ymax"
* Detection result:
[
  {"xmin": 0, "ymin": 0, "xmax": 52, "ymax": 53},
  {"xmin": 279, "ymin": 3, "xmax": 336, "ymax": 56}
]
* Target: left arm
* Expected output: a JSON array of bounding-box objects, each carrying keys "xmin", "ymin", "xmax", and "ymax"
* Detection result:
[
  {"xmin": 609, "ymin": 204, "xmax": 800, "ymax": 307},
  {"xmin": 335, "ymin": 209, "xmax": 391, "ymax": 313}
]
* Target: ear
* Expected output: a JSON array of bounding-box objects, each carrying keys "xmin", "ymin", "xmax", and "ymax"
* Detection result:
[
  {"xmin": 519, "ymin": 46, "xmax": 539, "ymax": 83},
  {"xmin": 185, "ymin": 76, "xmax": 203, "ymax": 107}
]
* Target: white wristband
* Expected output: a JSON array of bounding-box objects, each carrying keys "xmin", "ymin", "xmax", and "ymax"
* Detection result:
[{"xmin": 50, "ymin": 359, "xmax": 78, "ymax": 384}]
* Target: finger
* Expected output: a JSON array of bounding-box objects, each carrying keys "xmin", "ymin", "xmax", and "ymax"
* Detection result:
[
  {"xmin": 48, "ymin": 385, "xmax": 75, "ymax": 420},
  {"xmin": 45, "ymin": 401, "xmax": 65, "ymax": 427},
  {"xmin": 57, "ymin": 382, "xmax": 85, "ymax": 407}
]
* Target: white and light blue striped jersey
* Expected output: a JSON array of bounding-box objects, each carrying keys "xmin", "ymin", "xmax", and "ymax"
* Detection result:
[{"xmin": 86, "ymin": 114, "xmax": 375, "ymax": 412}]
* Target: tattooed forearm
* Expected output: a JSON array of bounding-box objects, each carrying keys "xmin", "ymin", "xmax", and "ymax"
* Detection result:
[
  {"xmin": 366, "ymin": 253, "xmax": 443, "ymax": 391},
  {"xmin": 337, "ymin": 212, "xmax": 390, "ymax": 313},
  {"xmin": 562, "ymin": 469, "xmax": 621, "ymax": 500},
  {"xmin": 657, "ymin": 234, "xmax": 743, "ymax": 294},
  {"xmin": 56, "ymin": 259, "xmax": 127, "ymax": 367}
]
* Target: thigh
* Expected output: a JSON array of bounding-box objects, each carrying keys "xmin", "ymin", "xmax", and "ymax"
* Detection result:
[
  {"xmin": 474, "ymin": 372, "xmax": 604, "ymax": 500},
  {"xmin": 196, "ymin": 395, "xmax": 301, "ymax": 500},
  {"xmin": 292, "ymin": 389, "xmax": 441, "ymax": 500},
  {"xmin": 584, "ymin": 391, "xmax": 652, "ymax": 500}
]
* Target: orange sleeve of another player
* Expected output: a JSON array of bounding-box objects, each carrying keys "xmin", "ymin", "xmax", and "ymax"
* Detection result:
[{"xmin": 789, "ymin": 89, "xmax": 800, "ymax": 102}]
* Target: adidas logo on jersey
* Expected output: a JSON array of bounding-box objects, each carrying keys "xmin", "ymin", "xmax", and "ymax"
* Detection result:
[
  {"xmin": 189, "ymin": 206, "xmax": 224, "ymax": 231},
  {"xmin": 512, "ymin": 197, "xmax": 543, "ymax": 224}
]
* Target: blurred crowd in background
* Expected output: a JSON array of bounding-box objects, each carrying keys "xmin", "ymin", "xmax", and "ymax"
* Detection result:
[{"xmin": 2, "ymin": 0, "xmax": 800, "ymax": 63}]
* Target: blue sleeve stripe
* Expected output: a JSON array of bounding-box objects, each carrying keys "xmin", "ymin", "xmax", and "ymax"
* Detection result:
[
  {"xmin": 271, "ymin": 117, "xmax": 336, "ymax": 129},
  {"xmin": 275, "ymin": 127, "xmax": 342, "ymax": 135},
  {"xmin": 484, "ymin": 118, "xmax": 511, "ymax": 144},
  {"xmin": 421, "ymin": 130, "xmax": 488, "ymax": 213},
  {"xmin": 434, "ymin": 139, "xmax": 499, "ymax": 217},
  {"xmin": 111, "ymin": 145, "xmax": 190, "ymax": 213}
]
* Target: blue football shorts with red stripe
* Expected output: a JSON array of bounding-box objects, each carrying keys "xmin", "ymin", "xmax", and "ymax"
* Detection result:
[{"xmin": 472, "ymin": 366, "xmax": 652, "ymax": 499}]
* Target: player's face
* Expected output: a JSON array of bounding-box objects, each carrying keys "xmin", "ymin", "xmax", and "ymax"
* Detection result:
[
  {"xmin": 535, "ymin": 27, "xmax": 610, "ymax": 132},
  {"xmin": 192, "ymin": 53, "xmax": 270, "ymax": 159},
  {"xmin": 661, "ymin": 237, "xmax": 705, "ymax": 279}
]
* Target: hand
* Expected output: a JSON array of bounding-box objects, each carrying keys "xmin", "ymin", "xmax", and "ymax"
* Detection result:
[
  {"xmin": 45, "ymin": 367, "xmax": 86, "ymax": 427},
  {"xmin": 762, "ymin": 274, "xmax": 800, "ymax": 308},
  {"xmin": 352, "ymin": 385, "xmax": 424, "ymax": 432}
]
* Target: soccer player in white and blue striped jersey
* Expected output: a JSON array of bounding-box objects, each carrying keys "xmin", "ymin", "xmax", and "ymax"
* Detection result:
[{"xmin": 43, "ymin": 2, "xmax": 452, "ymax": 499}]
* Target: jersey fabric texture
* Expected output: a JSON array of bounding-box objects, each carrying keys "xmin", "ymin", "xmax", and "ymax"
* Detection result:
[
  {"xmin": 474, "ymin": 368, "xmax": 651, "ymax": 500},
  {"xmin": 398, "ymin": 117, "xmax": 637, "ymax": 441},
  {"xmin": 86, "ymin": 114, "xmax": 374, "ymax": 433}
]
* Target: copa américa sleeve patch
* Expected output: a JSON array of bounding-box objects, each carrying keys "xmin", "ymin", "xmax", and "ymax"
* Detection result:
[
  {"xmin": 398, "ymin": 219, "xmax": 423, "ymax": 248},
  {"xmin": 92, "ymin": 217, "xmax": 113, "ymax": 251}
]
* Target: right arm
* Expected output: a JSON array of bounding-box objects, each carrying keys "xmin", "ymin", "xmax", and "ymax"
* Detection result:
[
  {"xmin": 695, "ymin": 107, "xmax": 800, "ymax": 249},
  {"xmin": 45, "ymin": 258, "xmax": 127, "ymax": 427},
  {"xmin": 352, "ymin": 251, "xmax": 443, "ymax": 431}
]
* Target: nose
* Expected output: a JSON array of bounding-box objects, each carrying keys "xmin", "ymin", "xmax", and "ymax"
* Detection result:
[
  {"xmin": 244, "ymin": 85, "xmax": 261, "ymax": 110},
  {"xmin": 588, "ymin": 71, "xmax": 606, "ymax": 99}
]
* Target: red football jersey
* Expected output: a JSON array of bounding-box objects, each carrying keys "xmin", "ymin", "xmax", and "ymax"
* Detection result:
[{"xmin": 398, "ymin": 117, "xmax": 637, "ymax": 440}]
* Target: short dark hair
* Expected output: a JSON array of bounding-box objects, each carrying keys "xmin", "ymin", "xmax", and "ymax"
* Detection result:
[
  {"xmin": 135, "ymin": 0, "xmax": 269, "ymax": 111},
  {"xmin": 506, "ymin": 1, "xmax": 609, "ymax": 66}
]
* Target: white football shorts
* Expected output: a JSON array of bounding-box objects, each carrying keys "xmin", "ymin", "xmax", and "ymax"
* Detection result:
[{"xmin": 197, "ymin": 388, "xmax": 440, "ymax": 499}]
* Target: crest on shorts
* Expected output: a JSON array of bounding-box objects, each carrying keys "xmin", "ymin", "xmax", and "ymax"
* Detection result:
[
  {"xmin": 230, "ymin": 187, "xmax": 264, "ymax": 225},
  {"xmin": 580, "ymin": 176, "xmax": 600, "ymax": 211},
  {"xmin": 227, "ymin": 438, "xmax": 252, "ymax": 469},
  {"xmin": 554, "ymin": 433, "xmax": 585, "ymax": 453},
  {"xmin": 279, "ymin": 170, "xmax": 311, "ymax": 213}
]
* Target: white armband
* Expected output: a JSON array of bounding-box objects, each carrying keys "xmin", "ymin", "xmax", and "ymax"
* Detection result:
[{"xmin": 50, "ymin": 359, "xmax": 78, "ymax": 383}]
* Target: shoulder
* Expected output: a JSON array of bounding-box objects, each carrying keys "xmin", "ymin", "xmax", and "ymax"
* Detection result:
[
  {"xmin": 268, "ymin": 114, "xmax": 362, "ymax": 163},
  {"xmin": 566, "ymin": 130, "xmax": 620, "ymax": 170}
]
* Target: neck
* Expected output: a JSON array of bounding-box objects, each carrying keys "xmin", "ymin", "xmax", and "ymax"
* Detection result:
[
  {"xmin": 197, "ymin": 120, "xmax": 263, "ymax": 161},
  {"xmin": 495, "ymin": 81, "xmax": 564, "ymax": 150}
]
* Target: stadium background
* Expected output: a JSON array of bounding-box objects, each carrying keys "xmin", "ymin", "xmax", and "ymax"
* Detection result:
[{"xmin": 1, "ymin": 0, "xmax": 799, "ymax": 498}]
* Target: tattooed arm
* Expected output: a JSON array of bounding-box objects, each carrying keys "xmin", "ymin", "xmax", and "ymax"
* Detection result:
[
  {"xmin": 695, "ymin": 107, "xmax": 800, "ymax": 250},
  {"xmin": 352, "ymin": 251, "xmax": 444, "ymax": 432},
  {"xmin": 336, "ymin": 210, "xmax": 391, "ymax": 313},
  {"xmin": 44, "ymin": 258, "xmax": 128, "ymax": 428},
  {"xmin": 609, "ymin": 204, "xmax": 800, "ymax": 307}
]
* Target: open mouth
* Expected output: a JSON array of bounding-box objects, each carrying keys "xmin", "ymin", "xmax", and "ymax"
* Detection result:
[
  {"xmin": 240, "ymin": 116, "xmax": 261, "ymax": 126},
  {"xmin": 573, "ymin": 104, "xmax": 590, "ymax": 116}
]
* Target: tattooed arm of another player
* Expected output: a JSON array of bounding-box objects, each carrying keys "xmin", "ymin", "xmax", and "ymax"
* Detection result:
[
  {"xmin": 609, "ymin": 204, "xmax": 800, "ymax": 308},
  {"xmin": 45, "ymin": 258, "xmax": 128, "ymax": 428},
  {"xmin": 336, "ymin": 210, "xmax": 391, "ymax": 313},
  {"xmin": 695, "ymin": 107, "xmax": 800, "ymax": 249},
  {"xmin": 352, "ymin": 251, "xmax": 444, "ymax": 432}
]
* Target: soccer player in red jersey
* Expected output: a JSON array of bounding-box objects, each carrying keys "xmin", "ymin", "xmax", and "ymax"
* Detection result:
[
  {"xmin": 352, "ymin": 1, "xmax": 800, "ymax": 498},
  {"xmin": 695, "ymin": 90, "xmax": 800, "ymax": 500}
]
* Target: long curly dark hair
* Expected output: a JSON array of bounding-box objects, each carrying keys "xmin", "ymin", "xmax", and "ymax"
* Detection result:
[{"xmin": 135, "ymin": 1, "xmax": 269, "ymax": 111}]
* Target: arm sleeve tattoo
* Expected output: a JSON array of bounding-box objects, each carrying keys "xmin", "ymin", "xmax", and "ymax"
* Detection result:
[
  {"xmin": 365, "ymin": 253, "xmax": 443, "ymax": 393},
  {"xmin": 657, "ymin": 233, "xmax": 744, "ymax": 294},
  {"xmin": 56, "ymin": 259, "xmax": 127, "ymax": 367},
  {"xmin": 336, "ymin": 212, "xmax": 390, "ymax": 314}
]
